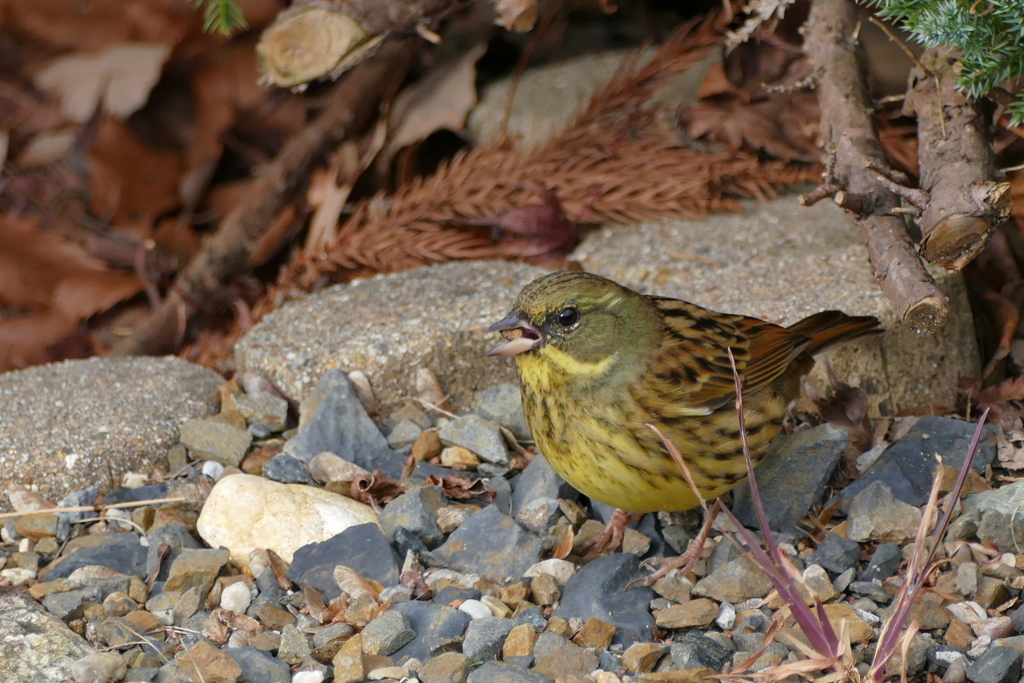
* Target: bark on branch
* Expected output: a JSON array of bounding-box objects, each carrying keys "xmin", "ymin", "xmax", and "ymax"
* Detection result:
[
  {"xmin": 802, "ymin": 0, "xmax": 948, "ymax": 334},
  {"xmin": 111, "ymin": 41, "xmax": 416, "ymax": 356},
  {"xmin": 904, "ymin": 47, "xmax": 1011, "ymax": 271}
]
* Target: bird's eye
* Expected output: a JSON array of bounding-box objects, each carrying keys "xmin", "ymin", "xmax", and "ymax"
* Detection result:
[{"xmin": 557, "ymin": 307, "xmax": 580, "ymax": 327}]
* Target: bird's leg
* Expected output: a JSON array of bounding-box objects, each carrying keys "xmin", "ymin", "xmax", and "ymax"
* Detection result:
[
  {"xmin": 579, "ymin": 509, "xmax": 645, "ymax": 561},
  {"xmin": 643, "ymin": 499, "xmax": 723, "ymax": 584}
]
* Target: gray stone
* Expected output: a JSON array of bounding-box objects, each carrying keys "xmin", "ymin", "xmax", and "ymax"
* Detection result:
[
  {"xmin": 848, "ymin": 580, "xmax": 892, "ymax": 604},
  {"xmin": 233, "ymin": 392, "xmax": 289, "ymax": 433},
  {"xmin": 287, "ymin": 523, "xmax": 401, "ymax": 602},
  {"xmin": 670, "ymin": 631, "xmax": 735, "ymax": 670},
  {"xmin": 43, "ymin": 586, "xmax": 101, "ymax": 621},
  {"xmin": 0, "ymin": 356, "xmax": 221, "ymax": 511},
  {"xmin": 732, "ymin": 424, "xmax": 847, "ymax": 532},
  {"xmin": 380, "ymin": 486, "xmax": 447, "ymax": 548},
  {"xmin": 387, "ymin": 418, "xmax": 423, "ymax": 449},
  {"xmin": 235, "ymin": 261, "xmax": 548, "ymax": 414},
  {"xmin": 282, "ymin": 370, "xmax": 405, "ymax": 478},
  {"xmin": 533, "ymin": 632, "xmax": 570, "ymax": 660},
  {"xmin": 179, "ymin": 418, "xmax": 252, "ymax": 467},
  {"xmin": 146, "ymin": 522, "xmax": 202, "ymax": 583},
  {"xmin": 861, "ymin": 542, "xmax": 902, "ymax": 581},
  {"xmin": 847, "ymin": 481, "xmax": 922, "ymax": 544},
  {"xmin": 510, "ymin": 606, "xmax": 547, "ymax": 633},
  {"xmin": 840, "ymin": 415, "xmax": 998, "ymax": 510},
  {"xmin": 40, "ymin": 532, "xmax": 148, "ymax": 580},
  {"xmin": 425, "ymin": 506, "xmax": 543, "ymax": 582},
  {"xmin": 554, "ymin": 554, "xmax": 655, "ymax": 645},
  {"xmin": 466, "ymin": 661, "xmax": 553, "ymax": 683},
  {"xmin": 462, "ymin": 616, "xmax": 515, "ymax": 663},
  {"xmin": 362, "ymin": 609, "xmax": 417, "ymax": 656},
  {"xmin": 966, "ymin": 646, "xmax": 1022, "ymax": 683},
  {"xmin": 572, "ymin": 195, "xmax": 979, "ymax": 417},
  {"xmin": 439, "ymin": 414, "xmax": 508, "ymax": 466},
  {"xmin": 475, "ymin": 383, "xmax": 531, "ymax": 442},
  {"xmin": 692, "ymin": 554, "xmax": 774, "ymax": 603},
  {"xmin": 277, "ymin": 624, "xmax": 311, "ymax": 665},
  {"xmin": 388, "ymin": 601, "xmax": 470, "ymax": 662},
  {"xmin": 807, "ymin": 532, "xmax": 861, "ymax": 575},
  {"xmin": 511, "ymin": 455, "xmax": 578, "ymax": 516},
  {"xmin": 0, "ymin": 588, "xmax": 97, "ymax": 682},
  {"xmin": 963, "ymin": 481, "xmax": 1024, "ymax": 553},
  {"xmin": 261, "ymin": 453, "xmax": 315, "ymax": 485},
  {"xmin": 69, "ymin": 652, "xmax": 126, "ymax": 683},
  {"xmin": 225, "ymin": 645, "xmax": 291, "ymax": 683}
]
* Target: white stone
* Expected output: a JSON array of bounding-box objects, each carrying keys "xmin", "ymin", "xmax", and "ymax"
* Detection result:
[
  {"xmin": 524, "ymin": 558, "xmax": 575, "ymax": 584},
  {"xmin": 0, "ymin": 568, "xmax": 36, "ymax": 586},
  {"xmin": 292, "ymin": 671, "xmax": 325, "ymax": 683},
  {"xmin": 196, "ymin": 474, "xmax": 379, "ymax": 564},
  {"xmin": 220, "ymin": 581, "xmax": 253, "ymax": 613},
  {"xmin": 458, "ymin": 599, "xmax": 493, "ymax": 620},
  {"xmin": 201, "ymin": 460, "xmax": 225, "ymax": 481}
]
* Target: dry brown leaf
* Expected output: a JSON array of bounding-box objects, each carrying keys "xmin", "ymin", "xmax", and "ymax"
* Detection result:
[
  {"xmin": 8, "ymin": 0, "xmax": 196, "ymax": 52},
  {"xmin": 978, "ymin": 289, "xmax": 1020, "ymax": 380},
  {"xmin": 87, "ymin": 118, "xmax": 185, "ymax": 230},
  {"xmin": 34, "ymin": 43, "xmax": 171, "ymax": 122},
  {"xmin": 423, "ymin": 475, "xmax": 497, "ymax": 503},
  {"xmin": 382, "ymin": 42, "xmax": 487, "ymax": 163},
  {"xmin": 0, "ymin": 313, "xmax": 81, "ymax": 370},
  {"xmin": 52, "ymin": 271, "xmax": 141, "ymax": 322},
  {"xmin": 350, "ymin": 470, "xmax": 405, "ymax": 510},
  {"xmin": 0, "ymin": 217, "xmax": 109, "ymax": 307},
  {"xmin": 184, "ymin": 41, "xmax": 306, "ymax": 203},
  {"xmin": 333, "ymin": 565, "xmax": 382, "ymax": 602}
]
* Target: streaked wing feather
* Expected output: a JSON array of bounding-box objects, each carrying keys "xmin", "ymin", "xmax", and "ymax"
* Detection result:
[{"xmin": 649, "ymin": 297, "xmax": 809, "ymax": 412}]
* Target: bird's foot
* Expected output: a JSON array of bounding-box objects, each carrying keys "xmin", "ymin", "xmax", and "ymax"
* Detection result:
[
  {"xmin": 578, "ymin": 509, "xmax": 645, "ymax": 562},
  {"xmin": 640, "ymin": 500, "xmax": 723, "ymax": 585}
]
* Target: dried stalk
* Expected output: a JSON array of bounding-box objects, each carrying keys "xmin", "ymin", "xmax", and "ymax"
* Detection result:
[
  {"xmin": 802, "ymin": 0, "xmax": 949, "ymax": 334},
  {"xmin": 904, "ymin": 47, "xmax": 1011, "ymax": 271}
]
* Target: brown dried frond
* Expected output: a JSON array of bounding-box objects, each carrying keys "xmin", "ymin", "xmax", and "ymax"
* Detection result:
[{"xmin": 283, "ymin": 12, "xmax": 815, "ymax": 288}]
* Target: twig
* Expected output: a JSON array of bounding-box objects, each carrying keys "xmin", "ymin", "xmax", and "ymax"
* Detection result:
[
  {"xmin": 803, "ymin": 0, "xmax": 948, "ymax": 333},
  {"xmin": 110, "ymin": 42, "xmax": 417, "ymax": 355},
  {"xmin": 904, "ymin": 47, "xmax": 1011, "ymax": 271},
  {"xmin": 0, "ymin": 496, "xmax": 187, "ymax": 521}
]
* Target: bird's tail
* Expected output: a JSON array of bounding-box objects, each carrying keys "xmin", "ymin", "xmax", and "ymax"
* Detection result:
[{"xmin": 788, "ymin": 311, "xmax": 882, "ymax": 356}]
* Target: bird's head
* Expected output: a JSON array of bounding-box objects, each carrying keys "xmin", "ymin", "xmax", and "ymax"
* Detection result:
[{"xmin": 487, "ymin": 271, "xmax": 660, "ymax": 386}]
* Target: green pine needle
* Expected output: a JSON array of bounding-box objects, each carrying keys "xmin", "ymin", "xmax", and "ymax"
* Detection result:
[
  {"xmin": 859, "ymin": 0, "xmax": 1024, "ymax": 125},
  {"xmin": 191, "ymin": 0, "xmax": 248, "ymax": 36}
]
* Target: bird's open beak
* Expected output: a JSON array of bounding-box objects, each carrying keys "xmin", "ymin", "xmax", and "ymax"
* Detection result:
[{"xmin": 486, "ymin": 310, "xmax": 544, "ymax": 357}]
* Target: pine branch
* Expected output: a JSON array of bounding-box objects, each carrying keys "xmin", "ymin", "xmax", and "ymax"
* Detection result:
[{"xmin": 288, "ymin": 13, "xmax": 816, "ymax": 286}]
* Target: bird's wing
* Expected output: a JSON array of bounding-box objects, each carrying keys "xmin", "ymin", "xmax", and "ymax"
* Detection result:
[{"xmin": 648, "ymin": 297, "xmax": 812, "ymax": 413}]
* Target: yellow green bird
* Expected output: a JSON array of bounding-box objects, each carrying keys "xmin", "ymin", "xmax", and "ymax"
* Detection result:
[{"xmin": 488, "ymin": 271, "xmax": 880, "ymax": 555}]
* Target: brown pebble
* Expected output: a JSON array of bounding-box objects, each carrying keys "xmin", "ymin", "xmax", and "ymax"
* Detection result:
[
  {"xmin": 655, "ymin": 598, "xmax": 719, "ymax": 629},
  {"xmin": 412, "ymin": 429, "xmax": 442, "ymax": 461},
  {"xmin": 14, "ymin": 512, "xmax": 59, "ymax": 541},
  {"xmin": 504, "ymin": 623, "xmax": 538, "ymax": 657},
  {"xmin": 573, "ymin": 618, "xmax": 616, "ymax": 650},
  {"xmin": 622, "ymin": 642, "xmax": 666, "ymax": 673},
  {"xmin": 531, "ymin": 574, "xmax": 561, "ymax": 606},
  {"xmin": 546, "ymin": 616, "xmax": 573, "ymax": 637},
  {"xmin": 241, "ymin": 444, "xmax": 280, "ymax": 475},
  {"xmin": 501, "ymin": 582, "xmax": 529, "ymax": 610}
]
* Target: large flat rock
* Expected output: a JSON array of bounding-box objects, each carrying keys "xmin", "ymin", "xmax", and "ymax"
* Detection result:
[
  {"xmin": 0, "ymin": 356, "xmax": 223, "ymax": 511},
  {"xmin": 571, "ymin": 195, "xmax": 979, "ymax": 414},
  {"xmin": 235, "ymin": 261, "xmax": 549, "ymax": 412}
]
